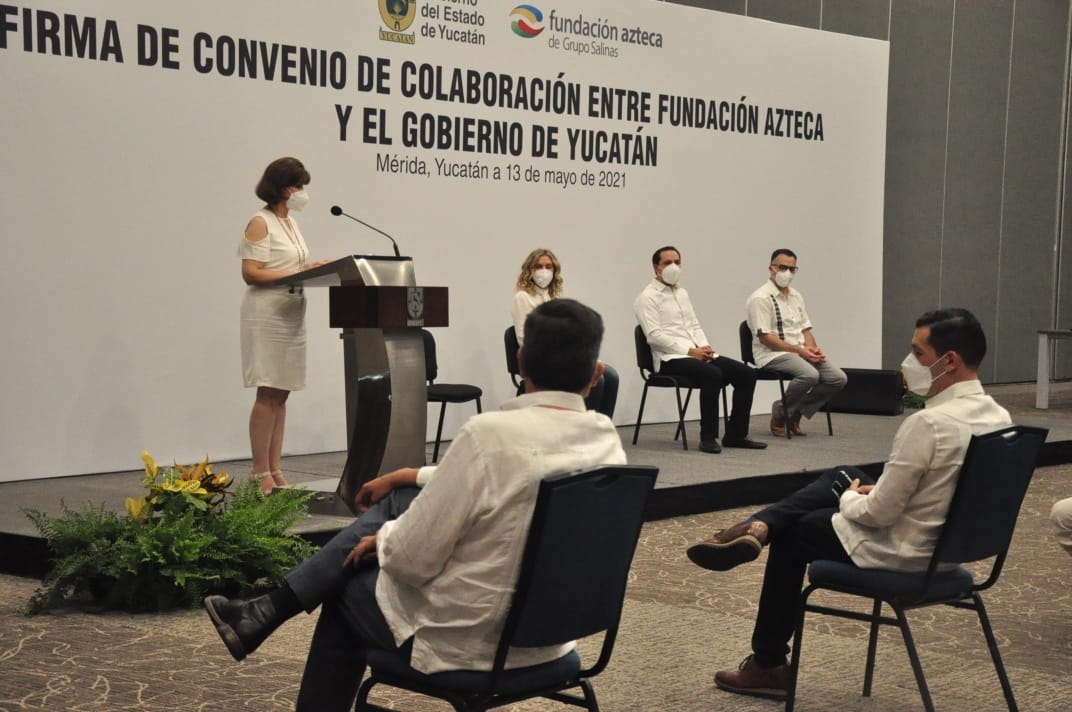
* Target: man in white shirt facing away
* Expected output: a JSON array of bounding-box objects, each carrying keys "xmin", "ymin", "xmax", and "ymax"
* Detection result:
[
  {"xmin": 1052, "ymin": 496, "xmax": 1072, "ymax": 554},
  {"xmin": 746, "ymin": 248, "xmax": 847, "ymax": 437},
  {"xmin": 685, "ymin": 308, "xmax": 1011, "ymax": 701},
  {"xmin": 634, "ymin": 245, "xmax": 767, "ymax": 454},
  {"xmin": 204, "ymin": 298, "xmax": 627, "ymax": 712}
]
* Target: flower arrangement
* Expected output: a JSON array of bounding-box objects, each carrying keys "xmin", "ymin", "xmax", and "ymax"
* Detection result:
[
  {"xmin": 24, "ymin": 452, "xmax": 315, "ymax": 614},
  {"xmin": 126, "ymin": 451, "xmax": 232, "ymax": 520}
]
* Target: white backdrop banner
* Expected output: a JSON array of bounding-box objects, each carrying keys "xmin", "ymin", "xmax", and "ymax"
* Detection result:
[{"xmin": 0, "ymin": 1, "xmax": 888, "ymax": 480}]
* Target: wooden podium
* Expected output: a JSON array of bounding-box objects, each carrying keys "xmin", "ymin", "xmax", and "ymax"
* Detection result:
[{"xmin": 270, "ymin": 256, "xmax": 447, "ymax": 515}]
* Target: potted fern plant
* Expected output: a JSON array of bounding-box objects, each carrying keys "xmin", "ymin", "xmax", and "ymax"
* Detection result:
[{"xmin": 24, "ymin": 452, "xmax": 315, "ymax": 614}]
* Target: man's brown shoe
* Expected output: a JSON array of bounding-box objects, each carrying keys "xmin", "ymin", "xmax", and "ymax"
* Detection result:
[
  {"xmin": 686, "ymin": 519, "xmax": 769, "ymax": 571},
  {"xmin": 714, "ymin": 654, "xmax": 790, "ymax": 701},
  {"xmin": 769, "ymin": 400, "xmax": 786, "ymax": 437},
  {"xmin": 789, "ymin": 414, "xmax": 806, "ymax": 437}
]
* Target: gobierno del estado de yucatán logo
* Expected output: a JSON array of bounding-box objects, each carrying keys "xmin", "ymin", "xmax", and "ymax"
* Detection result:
[
  {"xmin": 509, "ymin": 5, "xmax": 545, "ymax": 38},
  {"xmin": 379, "ymin": 0, "xmax": 416, "ymax": 45}
]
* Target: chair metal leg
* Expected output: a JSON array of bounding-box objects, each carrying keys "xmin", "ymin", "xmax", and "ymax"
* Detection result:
[
  {"xmin": 545, "ymin": 680, "xmax": 601, "ymax": 712},
  {"xmin": 632, "ymin": 385, "xmax": 649, "ymax": 445},
  {"xmin": 971, "ymin": 593, "xmax": 1019, "ymax": 711},
  {"xmin": 578, "ymin": 678, "xmax": 601, "ymax": 712},
  {"xmin": 785, "ymin": 588, "xmax": 813, "ymax": 712},
  {"xmin": 432, "ymin": 402, "xmax": 447, "ymax": 463},
  {"xmin": 892, "ymin": 605, "xmax": 936, "ymax": 712},
  {"xmin": 721, "ymin": 387, "xmax": 729, "ymax": 430},
  {"xmin": 825, "ymin": 408, "xmax": 833, "ymax": 436},
  {"xmin": 475, "ymin": 397, "xmax": 483, "ymax": 414},
  {"xmin": 675, "ymin": 387, "xmax": 689, "ymax": 450},
  {"xmin": 862, "ymin": 599, "xmax": 882, "ymax": 696},
  {"xmin": 673, "ymin": 388, "xmax": 693, "ymax": 442},
  {"xmin": 354, "ymin": 677, "xmax": 393, "ymax": 711},
  {"xmin": 778, "ymin": 381, "xmax": 792, "ymax": 440}
]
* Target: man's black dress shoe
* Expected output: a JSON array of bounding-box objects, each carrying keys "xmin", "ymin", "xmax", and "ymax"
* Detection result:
[
  {"xmin": 722, "ymin": 437, "xmax": 768, "ymax": 450},
  {"xmin": 698, "ymin": 440, "xmax": 722, "ymax": 453},
  {"xmin": 204, "ymin": 594, "xmax": 283, "ymax": 661}
]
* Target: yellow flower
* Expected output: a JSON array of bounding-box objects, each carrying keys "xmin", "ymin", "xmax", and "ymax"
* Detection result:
[
  {"xmin": 140, "ymin": 451, "xmax": 158, "ymax": 479},
  {"xmin": 125, "ymin": 496, "xmax": 150, "ymax": 521}
]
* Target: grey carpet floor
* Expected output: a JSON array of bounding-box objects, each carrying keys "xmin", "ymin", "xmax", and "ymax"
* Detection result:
[{"xmin": 2, "ymin": 464, "xmax": 1070, "ymax": 711}]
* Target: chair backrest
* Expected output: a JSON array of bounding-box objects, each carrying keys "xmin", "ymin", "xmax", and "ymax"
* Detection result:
[
  {"xmin": 493, "ymin": 465, "xmax": 659, "ymax": 677},
  {"xmin": 421, "ymin": 329, "xmax": 437, "ymax": 384},
  {"xmin": 504, "ymin": 326, "xmax": 521, "ymax": 387},
  {"xmin": 738, "ymin": 321, "xmax": 756, "ymax": 366},
  {"xmin": 633, "ymin": 325, "xmax": 655, "ymax": 377},
  {"xmin": 931, "ymin": 425, "xmax": 1047, "ymax": 573}
]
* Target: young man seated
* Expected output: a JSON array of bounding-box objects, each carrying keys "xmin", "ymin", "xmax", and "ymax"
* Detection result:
[{"xmin": 204, "ymin": 298, "xmax": 627, "ymax": 712}]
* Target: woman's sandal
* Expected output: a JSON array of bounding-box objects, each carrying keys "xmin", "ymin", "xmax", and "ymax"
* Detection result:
[
  {"xmin": 271, "ymin": 470, "xmax": 289, "ymax": 488},
  {"xmin": 250, "ymin": 471, "xmax": 275, "ymax": 495}
]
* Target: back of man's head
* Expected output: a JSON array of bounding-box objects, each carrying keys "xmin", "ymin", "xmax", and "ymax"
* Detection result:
[
  {"xmin": 522, "ymin": 299, "xmax": 603, "ymax": 393},
  {"xmin": 916, "ymin": 307, "xmax": 986, "ymax": 369}
]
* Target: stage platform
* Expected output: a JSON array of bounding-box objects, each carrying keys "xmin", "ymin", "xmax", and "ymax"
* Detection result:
[{"xmin": 3, "ymin": 382, "xmax": 1071, "ymax": 578}]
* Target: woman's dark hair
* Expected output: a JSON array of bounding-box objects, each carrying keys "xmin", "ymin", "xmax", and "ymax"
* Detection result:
[
  {"xmin": 255, "ymin": 157, "xmax": 311, "ymax": 206},
  {"xmin": 916, "ymin": 308, "xmax": 986, "ymax": 369},
  {"xmin": 522, "ymin": 299, "xmax": 603, "ymax": 393}
]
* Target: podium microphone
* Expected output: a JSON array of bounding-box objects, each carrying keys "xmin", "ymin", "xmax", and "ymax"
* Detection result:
[{"xmin": 330, "ymin": 205, "xmax": 401, "ymax": 257}]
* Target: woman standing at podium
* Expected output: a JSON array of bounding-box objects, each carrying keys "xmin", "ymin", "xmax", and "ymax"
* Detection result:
[
  {"xmin": 239, "ymin": 157, "xmax": 327, "ymax": 494},
  {"xmin": 511, "ymin": 248, "xmax": 619, "ymax": 417}
]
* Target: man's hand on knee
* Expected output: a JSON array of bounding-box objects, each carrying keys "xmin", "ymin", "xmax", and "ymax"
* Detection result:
[
  {"xmin": 356, "ymin": 468, "xmax": 419, "ymax": 511},
  {"xmin": 343, "ymin": 535, "xmax": 378, "ymax": 569}
]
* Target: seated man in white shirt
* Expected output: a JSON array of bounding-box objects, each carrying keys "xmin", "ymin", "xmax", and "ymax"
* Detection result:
[
  {"xmin": 1052, "ymin": 496, "xmax": 1072, "ymax": 555},
  {"xmin": 204, "ymin": 298, "xmax": 627, "ymax": 712},
  {"xmin": 634, "ymin": 245, "xmax": 767, "ymax": 453},
  {"xmin": 684, "ymin": 308, "xmax": 1010, "ymax": 701},
  {"xmin": 746, "ymin": 248, "xmax": 847, "ymax": 436}
]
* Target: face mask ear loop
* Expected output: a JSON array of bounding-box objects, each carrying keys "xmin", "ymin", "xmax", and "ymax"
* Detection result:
[{"xmin": 932, "ymin": 351, "xmax": 954, "ymax": 383}]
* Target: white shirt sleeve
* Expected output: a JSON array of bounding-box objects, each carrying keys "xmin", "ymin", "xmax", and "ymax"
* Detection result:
[
  {"xmin": 634, "ymin": 286, "xmax": 706, "ymax": 356},
  {"xmin": 377, "ymin": 425, "xmax": 485, "ymax": 586},
  {"xmin": 839, "ymin": 414, "xmax": 937, "ymax": 527},
  {"xmin": 746, "ymin": 291, "xmax": 774, "ymax": 335}
]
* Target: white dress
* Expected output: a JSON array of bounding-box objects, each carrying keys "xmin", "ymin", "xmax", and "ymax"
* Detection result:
[{"xmin": 238, "ymin": 208, "xmax": 309, "ymax": 390}]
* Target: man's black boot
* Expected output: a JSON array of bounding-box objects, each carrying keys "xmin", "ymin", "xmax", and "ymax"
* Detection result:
[{"xmin": 204, "ymin": 594, "xmax": 286, "ymax": 661}]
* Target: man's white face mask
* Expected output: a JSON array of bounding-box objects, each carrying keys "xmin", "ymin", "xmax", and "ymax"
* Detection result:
[
  {"xmin": 900, "ymin": 352, "xmax": 949, "ymax": 395},
  {"xmin": 660, "ymin": 263, "xmax": 681, "ymax": 286}
]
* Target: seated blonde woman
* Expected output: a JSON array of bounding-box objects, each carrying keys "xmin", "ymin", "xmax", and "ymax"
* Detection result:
[{"xmin": 511, "ymin": 248, "xmax": 618, "ymax": 418}]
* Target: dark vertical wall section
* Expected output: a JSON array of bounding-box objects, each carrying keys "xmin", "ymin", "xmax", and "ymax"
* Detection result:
[
  {"xmin": 883, "ymin": 0, "xmax": 953, "ymax": 368},
  {"xmin": 663, "ymin": 0, "xmax": 1072, "ymax": 383},
  {"xmin": 941, "ymin": 2, "xmax": 1012, "ymax": 384},
  {"xmin": 1000, "ymin": 0, "xmax": 1069, "ymax": 378}
]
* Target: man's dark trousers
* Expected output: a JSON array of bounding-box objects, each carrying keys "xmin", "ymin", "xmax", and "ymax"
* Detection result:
[{"xmin": 659, "ymin": 355, "xmax": 757, "ymax": 441}]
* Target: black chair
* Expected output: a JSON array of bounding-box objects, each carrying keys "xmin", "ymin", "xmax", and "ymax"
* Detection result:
[
  {"xmin": 353, "ymin": 464, "xmax": 660, "ymax": 712},
  {"xmin": 738, "ymin": 321, "xmax": 833, "ymax": 439},
  {"xmin": 422, "ymin": 329, "xmax": 482, "ymax": 463},
  {"xmin": 504, "ymin": 326, "xmax": 524, "ymax": 395},
  {"xmin": 632, "ymin": 325, "xmax": 727, "ymax": 451},
  {"xmin": 785, "ymin": 425, "xmax": 1048, "ymax": 712}
]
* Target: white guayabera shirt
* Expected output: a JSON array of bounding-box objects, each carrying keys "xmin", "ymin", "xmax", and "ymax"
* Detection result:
[
  {"xmin": 833, "ymin": 380, "xmax": 1011, "ymax": 571},
  {"xmin": 375, "ymin": 390, "xmax": 627, "ymax": 674}
]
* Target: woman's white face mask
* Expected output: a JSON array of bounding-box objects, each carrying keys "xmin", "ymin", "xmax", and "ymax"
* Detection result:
[
  {"xmin": 286, "ymin": 189, "xmax": 310, "ymax": 212},
  {"xmin": 532, "ymin": 268, "xmax": 553, "ymax": 289}
]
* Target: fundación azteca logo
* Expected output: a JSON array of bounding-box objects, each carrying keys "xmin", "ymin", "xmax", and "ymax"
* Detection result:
[{"xmin": 509, "ymin": 5, "xmax": 546, "ymax": 38}]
